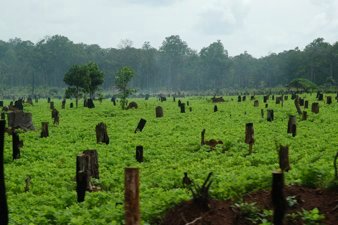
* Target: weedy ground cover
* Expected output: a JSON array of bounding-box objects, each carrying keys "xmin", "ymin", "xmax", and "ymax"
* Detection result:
[{"xmin": 2, "ymin": 94, "xmax": 337, "ymax": 224}]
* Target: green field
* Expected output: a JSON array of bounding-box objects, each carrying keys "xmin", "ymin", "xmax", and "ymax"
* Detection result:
[{"xmin": 2, "ymin": 95, "xmax": 338, "ymax": 224}]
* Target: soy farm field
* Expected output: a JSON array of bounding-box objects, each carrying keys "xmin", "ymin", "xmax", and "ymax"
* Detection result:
[{"xmin": 2, "ymin": 95, "xmax": 338, "ymax": 225}]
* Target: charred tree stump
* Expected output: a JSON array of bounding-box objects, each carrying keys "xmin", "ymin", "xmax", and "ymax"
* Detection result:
[
  {"xmin": 327, "ymin": 96, "xmax": 332, "ymax": 104},
  {"xmin": 299, "ymin": 98, "xmax": 304, "ymax": 106},
  {"xmin": 272, "ymin": 95, "xmax": 275, "ymax": 100},
  {"xmin": 1, "ymin": 112, "xmax": 5, "ymax": 120},
  {"xmin": 189, "ymin": 107, "xmax": 192, "ymax": 112},
  {"xmin": 304, "ymin": 100, "xmax": 309, "ymax": 109},
  {"xmin": 47, "ymin": 97, "xmax": 51, "ymax": 103},
  {"xmin": 0, "ymin": 101, "xmax": 3, "ymax": 107},
  {"xmin": 279, "ymin": 146, "xmax": 290, "ymax": 172},
  {"xmin": 261, "ymin": 109, "xmax": 264, "ymax": 118},
  {"xmin": 62, "ymin": 99, "xmax": 66, "ymax": 109},
  {"xmin": 302, "ymin": 111, "xmax": 307, "ymax": 121},
  {"xmin": 182, "ymin": 172, "xmax": 192, "ymax": 186},
  {"xmin": 263, "ymin": 95, "xmax": 268, "ymax": 103},
  {"xmin": 155, "ymin": 106, "xmax": 163, "ymax": 118},
  {"xmin": 70, "ymin": 103, "xmax": 74, "ymax": 108},
  {"xmin": 125, "ymin": 168, "xmax": 140, "ymax": 225},
  {"xmin": 284, "ymin": 95, "xmax": 288, "ymax": 101},
  {"xmin": 238, "ymin": 96, "xmax": 241, "ymax": 102},
  {"xmin": 276, "ymin": 97, "xmax": 281, "ymax": 104},
  {"xmin": 271, "ymin": 171, "xmax": 286, "ymax": 225},
  {"xmin": 311, "ymin": 102, "xmax": 319, "ymax": 114},
  {"xmin": 187, "ymin": 101, "xmax": 189, "ymax": 106},
  {"xmin": 82, "ymin": 150, "xmax": 99, "ymax": 179},
  {"xmin": 50, "ymin": 101, "xmax": 54, "ymax": 110},
  {"xmin": 95, "ymin": 122, "xmax": 109, "ymax": 144},
  {"xmin": 84, "ymin": 99, "xmax": 88, "ymax": 107},
  {"xmin": 245, "ymin": 123, "xmax": 254, "ymax": 154},
  {"xmin": 180, "ymin": 103, "xmax": 185, "ymax": 113},
  {"xmin": 76, "ymin": 154, "xmax": 89, "ymax": 202},
  {"xmin": 0, "ymin": 120, "xmax": 9, "ymax": 225},
  {"xmin": 136, "ymin": 145, "xmax": 143, "ymax": 162},
  {"xmin": 267, "ymin": 109, "xmax": 274, "ymax": 122},
  {"xmin": 12, "ymin": 131, "xmax": 22, "ymax": 160},
  {"xmin": 173, "ymin": 96, "xmax": 176, "ymax": 102},
  {"xmin": 287, "ymin": 115, "xmax": 296, "ymax": 137},
  {"xmin": 178, "ymin": 100, "xmax": 181, "ymax": 107},
  {"xmin": 318, "ymin": 93, "xmax": 323, "ymax": 101},
  {"xmin": 242, "ymin": 96, "xmax": 246, "ymax": 101},
  {"xmin": 40, "ymin": 122, "xmax": 49, "ymax": 138},
  {"xmin": 51, "ymin": 109, "xmax": 59, "ymax": 125},
  {"xmin": 87, "ymin": 99, "xmax": 95, "ymax": 108},
  {"xmin": 201, "ymin": 129, "xmax": 206, "ymax": 145},
  {"xmin": 135, "ymin": 119, "xmax": 146, "ymax": 133},
  {"xmin": 214, "ymin": 105, "xmax": 218, "ymax": 112},
  {"xmin": 265, "ymin": 103, "xmax": 268, "ymax": 108},
  {"xmin": 251, "ymin": 95, "xmax": 255, "ymax": 100},
  {"xmin": 254, "ymin": 100, "xmax": 259, "ymax": 107},
  {"xmin": 294, "ymin": 97, "xmax": 302, "ymax": 115}
]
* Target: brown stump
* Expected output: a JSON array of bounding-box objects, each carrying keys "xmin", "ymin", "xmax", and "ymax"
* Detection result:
[
  {"xmin": 276, "ymin": 97, "xmax": 281, "ymax": 104},
  {"xmin": 267, "ymin": 109, "xmax": 274, "ymax": 122},
  {"xmin": 76, "ymin": 154, "xmax": 89, "ymax": 202},
  {"xmin": 125, "ymin": 168, "xmax": 140, "ymax": 225},
  {"xmin": 279, "ymin": 146, "xmax": 290, "ymax": 172},
  {"xmin": 302, "ymin": 111, "xmax": 307, "ymax": 121},
  {"xmin": 294, "ymin": 97, "xmax": 302, "ymax": 115},
  {"xmin": 287, "ymin": 115, "xmax": 296, "ymax": 137},
  {"xmin": 95, "ymin": 122, "xmax": 109, "ymax": 144},
  {"xmin": 136, "ymin": 146, "xmax": 143, "ymax": 162},
  {"xmin": 0, "ymin": 120, "xmax": 9, "ymax": 225},
  {"xmin": 47, "ymin": 97, "xmax": 51, "ymax": 103},
  {"xmin": 254, "ymin": 100, "xmax": 259, "ymax": 107},
  {"xmin": 304, "ymin": 100, "xmax": 309, "ymax": 109},
  {"xmin": 311, "ymin": 102, "xmax": 319, "ymax": 114},
  {"xmin": 12, "ymin": 131, "xmax": 22, "ymax": 160},
  {"xmin": 180, "ymin": 103, "xmax": 185, "ymax": 113},
  {"xmin": 51, "ymin": 109, "xmax": 59, "ymax": 125},
  {"xmin": 265, "ymin": 103, "xmax": 268, "ymax": 108},
  {"xmin": 318, "ymin": 93, "xmax": 323, "ymax": 101},
  {"xmin": 50, "ymin": 101, "xmax": 54, "ymax": 110},
  {"xmin": 40, "ymin": 122, "xmax": 49, "ymax": 138},
  {"xmin": 326, "ymin": 96, "xmax": 332, "ymax": 104},
  {"xmin": 135, "ymin": 119, "xmax": 146, "ymax": 133},
  {"xmin": 271, "ymin": 171, "xmax": 286, "ymax": 225},
  {"xmin": 245, "ymin": 123, "xmax": 254, "ymax": 154},
  {"xmin": 155, "ymin": 106, "xmax": 163, "ymax": 118},
  {"xmin": 82, "ymin": 150, "xmax": 99, "ymax": 179},
  {"xmin": 189, "ymin": 107, "xmax": 192, "ymax": 112},
  {"xmin": 87, "ymin": 99, "xmax": 95, "ymax": 109}
]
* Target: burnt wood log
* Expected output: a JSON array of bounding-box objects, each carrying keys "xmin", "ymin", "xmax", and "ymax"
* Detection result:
[
  {"xmin": 279, "ymin": 146, "xmax": 290, "ymax": 172},
  {"xmin": 125, "ymin": 168, "xmax": 140, "ymax": 225},
  {"xmin": 267, "ymin": 109, "xmax": 274, "ymax": 122},
  {"xmin": 40, "ymin": 122, "xmax": 49, "ymax": 138},
  {"xmin": 12, "ymin": 131, "xmax": 22, "ymax": 160},
  {"xmin": 0, "ymin": 120, "xmax": 9, "ymax": 225},
  {"xmin": 245, "ymin": 123, "xmax": 254, "ymax": 154},
  {"xmin": 211, "ymin": 96, "xmax": 224, "ymax": 103},
  {"xmin": 95, "ymin": 122, "xmax": 109, "ymax": 144},
  {"xmin": 135, "ymin": 146, "xmax": 143, "ymax": 162},
  {"xmin": 311, "ymin": 102, "xmax": 319, "ymax": 114},
  {"xmin": 76, "ymin": 154, "xmax": 89, "ymax": 202},
  {"xmin": 7, "ymin": 111, "xmax": 35, "ymax": 131},
  {"xmin": 271, "ymin": 171, "xmax": 286, "ymax": 225},
  {"xmin": 155, "ymin": 106, "xmax": 163, "ymax": 118},
  {"xmin": 135, "ymin": 119, "xmax": 146, "ymax": 133},
  {"xmin": 287, "ymin": 115, "xmax": 296, "ymax": 137}
]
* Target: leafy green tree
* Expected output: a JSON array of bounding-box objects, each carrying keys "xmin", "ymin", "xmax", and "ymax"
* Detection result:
[
  {"xmin": 287, "ymin": 78, "xmax": 317, "ymax": 92},
  {"xmin": 115, "ymin": 67, "xmax": 135, "ymax": 109},
  {"xmin": 85, "ymin": 62, "xmax": 104, "ymax": 98}
]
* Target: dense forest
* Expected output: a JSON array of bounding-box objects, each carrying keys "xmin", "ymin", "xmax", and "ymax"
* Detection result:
[{"xmin": 0, "ymin": 35, "xmax": 337, "ymax": 95}]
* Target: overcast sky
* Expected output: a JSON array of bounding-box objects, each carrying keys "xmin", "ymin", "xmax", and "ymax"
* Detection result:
[{"xmin": 1, "ymin": 0, "xmax": 338, "ymax": 57}]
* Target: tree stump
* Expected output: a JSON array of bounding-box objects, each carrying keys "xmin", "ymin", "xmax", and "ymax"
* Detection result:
[
  {"xmin": 127, "ymin": 101, "xmax": 138, "ymax": 109},
  {"xmin": 326, "ymin": 96, "xmax": 332, "ymax": 104},
  {"xmin": 189, "ymin": 107, "xmax": 192, "ymax": 112},
  {"xmin": 272, "ymin": 95, "xmax": 275, "ymax": 100},
  {"xmin": 82, "ymin": 150, "xmax": 99, "ymax": 179},
  {"xmin": 261, "ymin": 109, "xmax": 264, "ymax": 118},
  {"xmin": 26, "ymin": 97, "xmax": 33, "ymax": 105},
  {"xmin": 155, "ymin": 106, "xmax": 163, "ymax": 118},
  {"xmin": 1, "ymin": 112, "xmax": 5, "ymax": 120},
  {"xmin": 242, "ymin": 96, "xmax": 246, "ymax": 101},
  {"xmin": 173, "ymin": 97, "xmax": 176, "ymax": 102},
  {"xmin": 214, "ymin": 105, "xmax": 218, "ymax": 112},
  {"xmin": 178, "ymin": 100, "xmax": 182, "ymax": 107},
  {"xmin": 318, "ymin": 93, "xmax": 323, "ymax": 101},
  {"xmin": 47, "ymin": 97, "xmax": 51, "ymax": 103},
  {"xmin": 302, "ymin": 111, "xmax": 307, "ymax": 121},
  {"xmin": 40, "ymin": 122, "xmax": 49, "ymax": 138},
  {"xmin": 180, "ymin": 103, "xmax": 185, "ymax": 113},
  {"xmin": 287, "ymin": 115, "xmax": 296, "ymax": 137},
  {"xmin": 0, "ymin": 120, "xmax": 9, "ymax": 225},
  {"xmin": 279, "ymin": 145, "xmax": 290, "ymax": 172},
  {"xmin": 62, "ymin": 99, "xmax": 66, "ymax": 109},
  {"xmin": 254, "ymin": 100, "xmax": 259, "ymax": 107},
  {"xmin": 136, "ymin": 146, "xmax": 143, "ymax": 162},
  {"xmin": 294, "ymin": 97, "xmax": 302, "ymax": 115},
  {"xmin": 51, "ymin": 109, "xmax": 59, "ymax": 125},
  {"xmin": 311, "ymin": 102, "xmax": 319, "ymax": 114},
  {"xmin": 284, "ymin": 95, "xmax": 288, "ymax": 101},
  {"xmin": 275, "ymin": 97, "xmax": 281, "ymax": 104},
  {"xmin": 238, "ymin": 96, "xmax": 241, "ymax": 102},
  {"xmin": 12, "ymin": 131, "xmax": 22, "ymax": 160},
  {"xmin": 125, "ymin": 168, "xmax": 140, "ymax": 225},
  {"xmin": 187, "ymin": 101, "xmax": 189, "ymax": 106},
  {"xmin": 0, "ymin": 101, "xmax": 3, "ymax": 107},
  {"xmin": 251, "ymin": 95, "xmax": 255, "ymax": 100},
  {"xmin": 95, "ymin": 122, "xmax": 109, "ymax": 144},
  {"xmin": 267, "ymin": 109, "xmax": 274, "ymax": 122},
  {"xmin": 135, "ymin": 119, "xmax": 146, "ymax": 133},
  {"xmin": 263, "ymin": 95, "xmax": 268, "ymax": 103},
  {"xmin": 87, "ymin": 99, "xmax": 95, "ymax": 108},
  {"xmin": 265, "ymin": 103, "xmax": 268, "ymax": 108},
  {"xmin": 70, "ymin": 102, "xmax": 74, "ymax": 108},
  {"xmin": 76, "ymin": 154, "xmax": 89, "ymax": 202},
  {"xmin": 304, "ymin": 100, "xmax": 309, "ymax": 109},
  {"xmin": 245, "ymin": 123, "xmax": 254, "ymax": 154},
  {"xmin": 50, "ymin": 101, "xmax": 54, "ymax": 110},
  {"xmin": 299, "ymin": 98, "xmax": 304, "ymax": 106},
  {"xmin": 271, "ymin": 171, "xmax": 286, "ymax": 225}
]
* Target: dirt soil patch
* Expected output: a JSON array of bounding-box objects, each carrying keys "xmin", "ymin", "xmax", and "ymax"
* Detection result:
[{"xmin": 155, "ymin": 186, "xmax": 338, "ymax": 225}]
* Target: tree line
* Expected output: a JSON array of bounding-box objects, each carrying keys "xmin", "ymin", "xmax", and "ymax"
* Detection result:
[{"xmin": 0, "ymin": 35, "xmax": 337, "ymax": 94}]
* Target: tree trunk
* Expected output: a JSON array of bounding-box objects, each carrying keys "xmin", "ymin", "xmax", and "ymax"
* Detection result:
[
  {"xmin": 279, "ymin": 146, "xmax": 290, "ymax": 172},
  {"xmin": 155, "ymin": 106, "xmax": 163, "ymax": 118},
  {"xmin": 287, "ymin": 115, "xmax": 296, "ymax": 137},
  {"xmin": 271, "ymin": 171, "xmax": 286, "ymax": 225},
  {"xmin": 95, "ymin": 122, "xmax": 109, "ymax": 144},
  {"xmin": 0, "ymin": 120, "xmax": 9, "ymax": 225},
  {"xmin": 311, "ymin": 102, "xmax": 319, "ymax": 114},
  {"xmin": 125, "ymin": 168, "xmax": 140, "ymax": 225},
  {"xmin": 40, "ymin": 122, "xmax": 49, "ymax": 138}
]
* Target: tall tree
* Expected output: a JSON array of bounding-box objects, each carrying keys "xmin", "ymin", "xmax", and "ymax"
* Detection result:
[
  {"xmin": 64, "ymin": 65, "xmax": 89, "ymax": 107},
  {"xmin": 115, "ymin": 67, "xmax": 135, "ymax": 109}
]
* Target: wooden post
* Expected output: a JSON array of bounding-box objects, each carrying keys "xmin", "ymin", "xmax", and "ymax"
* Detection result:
[
  {"xmin": 125, "ymin": 168, "xmax": 140, "ymax": 225},
  {"xmin": 135, "ymin": 119, "xmax": 146, "ymax": 133},
  {"xmin": 302, "ymin": 111, "xmax": 307, "ymax": 121},
  {"xmin": 155, "ymin": 106, "xmax": 163, "ymax": 118},
  {"xmin": 275, "ymin": 97, "xmax": 281, "ymax": 104},
  {"xmin": 12, "ymin": 131, "xmax": 22, "ymax": 160},
  {"xmin": 304, "ymin": 100, "xmax": 309, "ymax": 109},
  {"xmin": 254, "ymin": 100, "xmax": 259, "ymax": 107},
  {"xmin": 279, "ymin": 146, "xmax": 290, "ymax": 172},
  {"xmin": 326, "ymin": 96, "xmax": 332, "ymax": 104},
  {"xmin": 271, "ymin": 171, "xmax": 286, "ymax": 225},
  {"xmin": 311, "ymin": 102, "xmax": 319, "ymax": 114},
  {"xmin": 180, "ymin": 103, "xmax": 185, "ymax": 113},
  {"xmin": 189, "ymin": 107, "xmax": 192, "ymax": 112},
  {"xmin": 95, "ymin": 122, "xmax": 109, "ymax": 144},
  {"xmin": 265, "ymin": 103, "xmax": 268, "ymax": 108},
  {"xmin": 214, "ymin": 105, "xmax": 218, "ymax": 112},
  {"xmin": 245, "ymin": 123, "xmax": 254, "ymax": 154},
  {"xmin": 76, "ymin": 154, "xmax": 89, "ymax": 202},
  {"xmin": 40, "ymin": 122, "xmax": 49, "ymax": 138},
  {"xmin": 287, "ymin": 115, "xmax": 296, "ymax": 137},
  {"xmin": 136, "ymin": 146, "xmax": 143, "ymax": 162},
  {"xmin": 284, "ymin": 95, "xmax": 288, "ymax": 101},
  {"xmin": 187, "ymin": 101, "xmax": 189, "ymax": 106},
  {"xmin": 267, "ymin": 109, "xmax": 274, "ymax": 122},
  {"xmin": 0, "ymin": 120, "xmax": 9, "ymax": 225}
]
